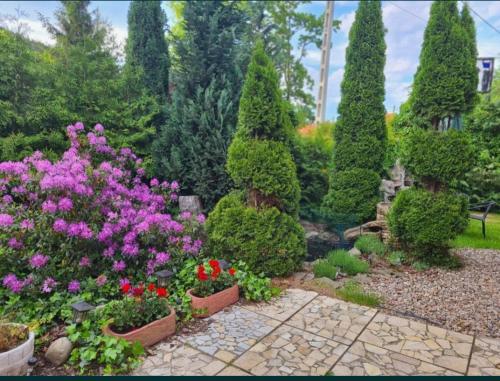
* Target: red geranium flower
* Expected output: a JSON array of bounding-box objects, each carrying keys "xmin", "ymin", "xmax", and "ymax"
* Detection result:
[
  {"xmin": 211, "ymin": 266, "xmax": 221, "ymax": 280},
  {"xmin": 208, "ymin": 259, "xmax": 220, "ymax": 270},
  {"xmin": 228, "ymin": 268, "xmax": 236, "ymax": 276},
  {"xmin": 197, "ymin": 265, "xmax": 208, "ymax": 281},
  {"xmin": 121, "ymin": 283, "xmax": 131, "ymax": 293},
  {"xmin": 147, "ymin": 283, "xmax": 156, "ymax": 292},
  {"xmin": 156, "ymin": 287, "xmax": 168, "ymax": 297},
  {"xmin": 132, "ymin": 286, "xmax": 144, "ymax": 297}
]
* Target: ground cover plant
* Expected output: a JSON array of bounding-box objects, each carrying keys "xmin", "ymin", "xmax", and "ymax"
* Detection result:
[
  {"xmin": 326, "ymin": 249, "xmax": 369, "ymax": 276},
  {"xmin": 335, "ymin": 280, "xmax": 381, "ymax": 307},
  {"xmin": 312, "ymin": 259, "xmax": 338, "ymax": 280},
  {"xmin": 354, "ymin": 235, "xmax": 386, "ymax": 256}
]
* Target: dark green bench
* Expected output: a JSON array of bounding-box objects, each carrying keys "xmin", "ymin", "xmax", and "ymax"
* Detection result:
[{"xmin": 469, "ymin": 201, "xmax": 496, "ymax": 238}]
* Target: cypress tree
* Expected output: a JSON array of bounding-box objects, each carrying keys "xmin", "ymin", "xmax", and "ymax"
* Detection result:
[
  {"xmin": 206, "ymin": 42, "xmax": 306, "ymax": 276},
  {"xmin": 126, "ymin": 1, "xmax": 169, "ymax": 100},
  {"xmin": 410, "ymin": 1, "xmax": 468, "ymax": 129},
  {"xmin": 461, "ymin": 3, "xmax": 478, "ymax": 113},
  {"xmin": 322, "ymin": 0, "xmax": 386, "ymax": 223},
  {"xmin": 152, "ymin": 1, "xmax": 246, "ymax": 210}
]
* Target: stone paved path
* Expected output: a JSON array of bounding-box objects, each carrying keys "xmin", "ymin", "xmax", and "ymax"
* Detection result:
[{"xmin": 135, "ymin": 289, "xmax": 500, "ymax": 376}]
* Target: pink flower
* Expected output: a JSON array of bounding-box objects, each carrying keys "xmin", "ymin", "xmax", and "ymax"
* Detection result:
[
  {"xmin": 8, "ymin": 238, "xmax": 23, "ymax": 249},
  {"xmin": 0, "ymin": 213, "xmax": 14, "ymax": 227},
  {"xmin": 113, "ymin": 260, "xmax": 126, "ymax": 272},
  {"xmin": 42, "ymin": 277, "xmax": 57, "ymax": 293},
  {"xmin": 94, "ymin": 124, "xmax": 104, "ymax": 134},
  {"xmin": 67, "ymin": 280, "xmax": 80, "ymax": 293},
  {"xmin": 196, "ymin": 214, "xmax": 206, "ymax": 224},
  {"xmin": 58, "ymin": 197, "xmax": 73, "ymax": 212},
  {"xmin": 30, "ymin": 253, "xmax": 49, "ymax": 269},
  {"xmin": 42, "ymin": 200, "xmax": 57, "ymax": 214},
  {"xmin": 53, "ymin": 219, "xmax": 68, "ymax": 233},
  {"xmin": 20, "ymin": 219, "xmax": 34, "ymax": 230},
  {"xmin": 79, "ymin": 256, "xmax": 91, "ymax": 267}
]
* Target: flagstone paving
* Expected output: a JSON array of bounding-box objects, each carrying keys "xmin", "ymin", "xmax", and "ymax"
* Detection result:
[{"xmin": 134, "ymin": 288, "xmax": 500, "ymax": 376}]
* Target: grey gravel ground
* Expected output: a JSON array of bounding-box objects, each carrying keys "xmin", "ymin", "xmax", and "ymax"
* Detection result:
[{"xmin": 365, "ymin": 248, "xmax": 500, "ymax": 338}]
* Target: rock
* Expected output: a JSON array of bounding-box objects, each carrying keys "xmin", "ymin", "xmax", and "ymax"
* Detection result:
[
  {"xmin": 344, "ymin": 220, "xmax": 387, "ymax": 241},
  {"xmin": 178, "ymin": 196, "xmax": 203, "ymax": 215},
  {"xmin": 300, "ymin": 220, "xmax": 340, "ymax": 261},
  {"xmin": 348, "ymin": 247, "xmax": 361, "ymax": 257},
  {"xmin": 352, "ymin": 273, "xmax": 370, "ymax": 284},
  {"xmin": 0, "ymin": 324, "xmax": 29, "ymax": 352},
  {"xmin": 45, "ymin": 337, "xmax": 72, "ymax": 366},
  {"xmin": 314, "ymin": 277, "xmax": 346, "ymax": 290}
]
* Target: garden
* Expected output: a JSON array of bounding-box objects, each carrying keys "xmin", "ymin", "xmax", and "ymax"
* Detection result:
[{"xmin": 1, "ymin": 0, "xmax": 499, "ymax": 377}]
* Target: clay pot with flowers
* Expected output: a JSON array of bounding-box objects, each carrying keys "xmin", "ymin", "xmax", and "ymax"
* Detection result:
[
  {"xmin": 187, "ymin": 259, "xmax": 239, "ymax": 318},
  {"xmin": 102, "ymin": 281, "xmax": 175, "ymax": 347}
]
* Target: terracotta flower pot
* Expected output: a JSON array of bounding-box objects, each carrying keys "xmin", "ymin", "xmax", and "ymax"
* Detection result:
[
  {"xmin": 187, "ymin": 284, "xmax": 239, "ymax": 318},
  {"xmin": 102, "ymin": 308, "xmax": 176, "ymax": 347}
]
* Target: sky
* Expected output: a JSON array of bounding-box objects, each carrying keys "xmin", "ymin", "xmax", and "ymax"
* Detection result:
[{"xmin": 1, "ymin": 0, "xmax": 499, "ymax": 121}]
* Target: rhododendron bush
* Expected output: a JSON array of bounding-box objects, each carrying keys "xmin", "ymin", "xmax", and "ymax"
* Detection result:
[{"xmin": 0, "ymin": 122, "xmax": 205, "ymax": 295}]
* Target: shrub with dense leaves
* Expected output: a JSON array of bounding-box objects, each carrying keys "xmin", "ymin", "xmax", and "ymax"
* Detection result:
[
  {"xmin": 207, "ymin": 192, "xmax": 305, "ymax": 277},
  {"xmin": 388, "ymin": 188, "xmax": 468, "ymax": 260},
  {"xmin": 322, "ymin": 168, "xmax": 380, "ymax": 223},
  {"xmin": 401, "ymin": 128, "xmax": 475, "ymax": 188},
  {"xmin": 207, "ymin": 42, "xmax": 305, "ymax": 277},
  {"xmin": 355, "ymin": 235, "xmax": 386, "ymax": 256},
  {"xmin": 0, "ymin": 122, "xmax": 205, "ymax": 296}
]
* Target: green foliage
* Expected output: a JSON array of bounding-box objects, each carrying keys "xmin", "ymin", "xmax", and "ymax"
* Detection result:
[
  {"xmin": 227, "ymin": 137, "xmax": 300, "ymax": 215},
  {"xmin": 153, "ymin": 1, "xmax": 246, "ymax": 210},
  {"xmin": 410, "ymin": 1, "xmax": 473, "ymax": 128},
  {"xmin": 326, "ymin": 249, "xmax": 369, "ymax": 276},
  {"xmin": 453, "ymin": 213, "xmax": 500, "ymax": 250},
  {"xmin": 233, "ymin": 261, "xmax": 277, "ymax": 302},
  {"xmin": 388, "ymin": 251, "xmax": 405, "ymax": 266},
  {"xmin": 67, "ymin": 319, "xmax": 144, "ymax": 375},
  {"xmin": 322, "ymin": 168, "xmax": 381, "ymax": 223},
  {"xmin": 401, "ymin": 128, "xmax": 475, "ymax": 187},
  {"xmin": 126, "ymin": 0, "xmax": 169, "ymax": 100},
  {"xmin": 333, "ymin": 0, "xmax": 386, "ymax": 174},
  {"xmin": 313, "ymin": 260, "xmax": 338, "ymax": 280},
  {"xmin": 388, "ymin": 188, "xmax": 469, "ymax": 260},
  {"xmin": 355, "ymin": 235, "xmax": 386, "ymax": 256},
  {"xmin": 460, "ymin": 4, "xmax": 479, "ymax": 113},
  {"xmin": 335, "ymin": 281, "xmax": 381, "ymax": 307},
  {"xmin": 323, "ymin": 1, "xmax": 386, "ymax": 222},
  {"xmin": 412, "ymin": 261, "xmax": 430, "ymax": 272},
  {"xmin": 207, "ymin": 192, "xmax": 306, "ymax": 277}
]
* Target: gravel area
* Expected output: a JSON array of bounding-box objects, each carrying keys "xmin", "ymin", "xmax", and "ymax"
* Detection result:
[{"xmin": 365, "ymin": 248, "xmax": 500, "ymax": 338}]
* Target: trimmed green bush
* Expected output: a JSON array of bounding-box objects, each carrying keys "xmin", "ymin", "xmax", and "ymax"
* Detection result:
[
  {"xmin": 313, "ymin": 260, "xmax": 338, "ymax": 280},
  {"xmin": 227, "ymin": 137, "xmax": 300, "ymax": 215},
  {"xmin": 326, "ymin": 250, "xmax": 369, "ymax": 276},
  {"xmin": 388, "ymin": 188, "xmax": 468, "ymax": 260},
  {"xmin": 401, "ymin": 128, "xmax": 475, "ymax": 187},
  {"xmin": 207, "ymin": 192, "xmax": 305, "ymax": 277},
  {"xmin": 355, "ymin": 235, "xmax": 386, "ymax": 256},
  {"xmin": 322, "ymin": 168, "xmax": 380, "ymax": 223}
]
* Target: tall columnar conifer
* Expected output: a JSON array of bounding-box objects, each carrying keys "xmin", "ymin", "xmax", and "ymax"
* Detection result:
[
  {"xmin": 410, "ymin": 1, "xmax": 469, "ymax": 129},
  {"xmin": 322, "ymin": 0, "xmax": 386, "ymax": 223},
  {"xmin": 207, "ymin": 42, "xmax": 306, "ymax": 277},
  {"xmin": 152, "ymin": 1, "xmax": 246, "ymax": 209},
  {"xmin": 461, "ymin": 3, "xmax": 479, "ymax": 113},
  {"xmin": 126, "ymin": 1, "xmax": 169, "ymax": 100}
]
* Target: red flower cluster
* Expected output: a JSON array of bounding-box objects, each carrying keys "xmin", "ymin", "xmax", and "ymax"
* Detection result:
[
  {"xmin": 196, "ymin": 260, "xmax": 236, "ymax": 282},
  {"xmin": 120, "ymin": 282, "xmax": 168, "ymax": 298}
]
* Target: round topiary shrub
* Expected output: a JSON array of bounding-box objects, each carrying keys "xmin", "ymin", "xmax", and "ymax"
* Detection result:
[
  {"xmin": 206, "ymin": 192, "xmax": 306, "ymax": 277},
  {"xmin": 227, "ymin": 137, "xmax": 300, "ymax": 216},
  {"xmin": 388, "ymin": 187, "xmax": 468, "ymax": 260},
  {"xmin": 321, "ymin": 168, "xmax": 381, "ymax": 223},
  {"xmin": 401, "ymin": 128, "xmax": 475, "ymax": 187}
]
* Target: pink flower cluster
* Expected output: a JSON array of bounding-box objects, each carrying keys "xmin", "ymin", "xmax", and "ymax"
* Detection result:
[{"xmin": 0, "ymin": 122, "xmax": 206, "ymax": 295}]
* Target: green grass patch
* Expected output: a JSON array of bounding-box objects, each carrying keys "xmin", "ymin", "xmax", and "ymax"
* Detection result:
[
  {"xmin": 335, "ymin": 281, "xmax": 381, "ymax": 307},
  {"xmin": 313, "ymin": 260, "xmax": 338, "ymax": 279},
  {"xmin": 388, "ymin": 251, "xmax": 405, "ymax": 266},
  {"xmin": 452, "ymin": 213, "xmax": 500, "ymax": 250},
  {"xmin": 354, "ymin": 235, "xmax": 386, "ymax": 256},
  {"xmin": 327, "ymin": 249, "xmax": 369, "ymax": 275}
]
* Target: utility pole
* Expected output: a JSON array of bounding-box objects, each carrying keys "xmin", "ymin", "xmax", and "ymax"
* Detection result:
[{"xmin": 315, "ymin": 0, "xmax": 335, "ymax": 124}]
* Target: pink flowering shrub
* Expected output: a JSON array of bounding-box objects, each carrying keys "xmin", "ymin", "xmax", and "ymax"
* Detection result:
[{"xmin": 0, "ymin": 122, "xmax": 205, "ymax": 295}]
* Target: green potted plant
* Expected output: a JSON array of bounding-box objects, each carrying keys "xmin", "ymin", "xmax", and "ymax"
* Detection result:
[
  {"xmin": 102, "ymin": 281, "xmax": 175, "ymax": 347},
  {"xmin": 187, "ymin": 259, "xmax": 239, "ymax": 317}
]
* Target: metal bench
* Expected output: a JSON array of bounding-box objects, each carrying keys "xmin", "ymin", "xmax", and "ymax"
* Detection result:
[{"xmin": 469, "ymin": 201, "xmax": 496, "ymax": 238}]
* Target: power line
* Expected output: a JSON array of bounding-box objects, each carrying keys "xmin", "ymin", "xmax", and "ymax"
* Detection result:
[
  {"xmin": 464, "ymin": 2, "xmax": 500, "ymax": 36},
  {"xmin": 386, "ymin": 1, "xmax": 426, "ymax": 22}
]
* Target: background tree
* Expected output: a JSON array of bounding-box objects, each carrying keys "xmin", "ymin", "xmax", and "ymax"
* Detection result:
[
  {"xmin": 152, "ymin": 1, "xmax": 246, "ymax": 209},
  {"xmin": 207, "ymin": 42, "xmax": 306, "ymax": 277},
  {"xmin": 322, "ymin": 0, "xmax": 386, "ymax": 223},
  {"xmin": 461, "ymin": 3, "xmax": 479, "ymax": 113},
  {"xmin": 125, "ymin": 0, "xmax": 169, "ymax": 100}
]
